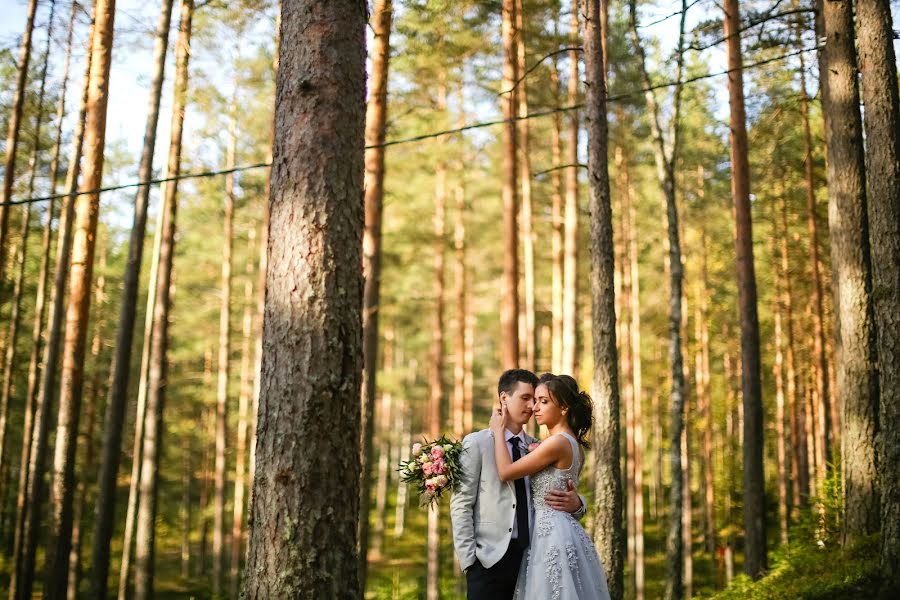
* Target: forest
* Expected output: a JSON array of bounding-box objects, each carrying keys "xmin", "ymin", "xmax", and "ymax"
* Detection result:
[{"xmin": 0, "ymin": 0, "xmax": 898, "ymax": 598}]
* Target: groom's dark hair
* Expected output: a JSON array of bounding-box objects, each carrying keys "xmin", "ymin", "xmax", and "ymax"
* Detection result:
[{"xmin": 497, "ymin": 369, "xmax": 539, "ymax": 397}]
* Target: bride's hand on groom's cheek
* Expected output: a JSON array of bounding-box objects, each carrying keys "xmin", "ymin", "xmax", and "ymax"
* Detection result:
[{"xmin": 489, "ymin": 403, "xmax": 508, "ymax": 432}]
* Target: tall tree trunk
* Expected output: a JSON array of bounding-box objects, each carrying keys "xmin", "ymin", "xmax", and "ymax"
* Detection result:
[
  {"xmin": 43, "ymin": 0, "xmax": 116, "ymax": 593},
  {"xmin": 0, "ymin": 0, "xmax": 56, "ymax": 497},
  {"xmin": 452, "ymin": 93, "xmax": 468, "ymax": 438},
  {"xmin": 682, "ymin": 401, "xmax": 692, "ymax": 600},
  {"xmin": 696, "ymin": 200, "xmax": 715, "ymax": 557},
  {"xmin": 358, "ymin": 0, "xmax": 391, "ymax": 588},
  {"xmin": 89, "ymin": 1, "xmax": 174, "ymax": 594},
  {"xmin": 561, "ymin": 0, "xmax": 579, "ymax": 375},
  {"xmin": 68, "ymin": 240, "xmax": 107, "ymax": 600},
  {"xmin": 500, "ymin": 0, "xmax": 519, "ymax": 369},
  {"xmin": 722, "ymin": 0, "xmax": 767, "ymax": 578},
  {"xmin": 393, "ymin": 395, "xmax": 409, "ymax": 539},
  {"xmin": 821, "ymin": 0, "xmax": 880, "ymax": 545},
  {"xmin": 230, "ymin": 227, "xmax": 255, "ymax": 599},
  {"xmin": 12, "ymin": 2, "xmax": 75, "ymax": 584},
  {"xmin": 856, "ymin": 0, "xmax": 900, "ymax": 586},
  {"xmin": 585, "ymin": 1, "xmax": 623, "ymax": 598},
  {"xmin": 213, "ymin": 87, "xmax": 237, "ymax": 598},
  {"xmin": 515, "ymin": 0, "xmax": 535, "ymax": 368},
  {"xmin": 133, "ymin": 2, "xmax": 193, "ymax": 596},
  {"xmin": 550, "ymin": 42, "xmax": 565, "ymax": 374},
  {"xmin": 12, "ymin": 13, "xmax": 94, "ymax": 597},
  {"xmin": 628, "ymin": 0, "xmax": 688, "ymax": 594},
  {"xmin": 796, "ymin": 2, "xmax": 830, "ymax": 491},
  {"xmin": 772, "ymin": 203, "xmax": 789, "ymax": 544},
  {"xmin": 0, "ymin": 0, "xmax": 38, "ymax": 299},
  {"xmin": 370, "ymin": 330, "xmax": 393, "ymax": 559},
  {"xmin": 243, "ymin": 0, "xmax": 365, "ymax": 595},
  {"xmin": 181, "ymin": 433, "xmax": 192, "ymax": 579},
  {"xmin": 116, "ymin": 191, "xmax": 165, "ymax": 600}
]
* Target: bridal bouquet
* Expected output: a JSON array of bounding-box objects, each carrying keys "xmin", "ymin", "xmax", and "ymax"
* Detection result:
[{"xmin": 398, "ymin": 435, "xmax": 465, "ymax": 507}]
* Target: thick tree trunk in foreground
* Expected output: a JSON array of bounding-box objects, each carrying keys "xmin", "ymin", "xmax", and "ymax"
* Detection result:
[
  {"xmin": 585, "ymin": 1, "xmax": 623, "ymax": 598},
  {"xmin": 821, "ymin": 0, "xmax": 880, "ymax": 546},
  {"xmin": 0, "ymin": 0, "xmax": 38, "ymax": 299},
  {"xmin": 358, "ymin": 0, "xmax": 391, "ymax": 589},
  {"xmin": 500, "ymin": 0, "xmax": 520, "ymax": 369},
  {"xmin": 89, "ymin": 1, "xmax": 174, "ymax": 595},
  {"xmin": 43, "ymin": 0, "xmax": 116, "ymax": 594},
  {"xmin": 723, "ymin": 0, "xmax": 766, "ymax": 578},
  {"xmin": 855, "ymin": 0, "xmax": 900, "ymax": 588},
  {"xmin": 243, "ymin": 1, "xmax": 366, "ymax": 596},
  {"xmin": 133, "ymin": 2, "xmax": 193, "ymax": 597}
]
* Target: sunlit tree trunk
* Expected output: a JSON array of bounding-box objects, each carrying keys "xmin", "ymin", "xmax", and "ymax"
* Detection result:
[
  {"xmin": 13, "ymin": 3, "xmax": 75, "ymax": 583},
  {"xmin": 772, "ymin": 200, "xmax": 789, "ymax": 544},
  {"xmin": 370, "ymin": 330, "xmax": 393, "ymax": 559},
  {"xmin": 67, "ymin": 241, "xmax": 107, "ymax": 600},
  {"xmin": 358, "ymin": 0, "xmax": 391, "ymax": 587},
  {"xmin": 90, "ymin": 0, "xmax": 174, "ymax": 594},
  {"xmin": 0, "ymin": 0, "xmax": 56, "ymax": 497},
  {"xmin": 515, "ymin": 0, "xmax": 535, "ymax": 368},
  {"xmin": 0, "ymin": 0, "xmax": 38, "ymax": 297},
  {"xmin": 561, "ymin": 0, "xmax": 579, "ymax": 375},
  {"xmin": 550, "ymin": 44, "xmax": 564, "ymax": 374},
  {"xmin": 243, "ymin": 0, "xmax": 365, "ymax": 594},
  {"xmin": 133, "ymin": 2, "xmax": 193, "ymax": 596},
  {"xmin": 230, "ymin": 227, "xmax": 256, "ymax": 598},
  {"xmin": 43, "ymin": 0, "xmax": 116, "ymax": 593},
  {"xmin": 821, "ymin": 0, "xmax": 880, "ymax": 545},
  {"xmin": 212, "ymin": 87, "xmax": 237, "ymax": 598},
  {"xmin": 723, "ymin": 0, "xmax": 766, "ymax": 578},
  {"xmin": 585, "ymin": 1, "xmax": 623, "ymax": 597},
  {"xmin": 855, "ymin": 0, "xmax": 900, "ymax": 586},
  {"xmin": 500, "ymin": 0, "xmax": 519, "ymax": 368},
  {"xmin": 452, "ymin": 94, "xmax": 468, "ymax": 438},
  {"xmin": 12, "ymin": 14, "xmax": 94, "ymax": 598}
]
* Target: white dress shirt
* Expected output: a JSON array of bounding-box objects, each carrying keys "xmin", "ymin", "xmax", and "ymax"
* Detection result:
[{"xmin": 504, "ymin": 428, "xmax": 534, "ymax": 541}]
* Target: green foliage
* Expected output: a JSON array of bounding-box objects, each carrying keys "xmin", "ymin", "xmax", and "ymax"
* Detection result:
[{"xmin": 703, "ymin": 534, "xmax": 881, "ymax": 600}]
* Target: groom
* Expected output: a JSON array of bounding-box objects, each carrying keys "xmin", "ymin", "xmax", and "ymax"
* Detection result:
[{"xmin": 450, "ymin": 369, "xmax": 586, "ymax": 599}]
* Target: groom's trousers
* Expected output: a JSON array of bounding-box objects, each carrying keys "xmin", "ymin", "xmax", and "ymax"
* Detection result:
[{"xmin": 465, "ymin": 541, "xmax": 525, "ymax": 600}]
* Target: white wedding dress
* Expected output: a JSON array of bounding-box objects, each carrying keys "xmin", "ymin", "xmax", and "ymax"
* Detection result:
[{"xmin": 513, "ymin": 432, "xmax": 611, "ymax": 600}]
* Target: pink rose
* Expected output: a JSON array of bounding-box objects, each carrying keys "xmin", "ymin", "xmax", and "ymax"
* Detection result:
[
  {"xmin": 412, "ymin": 442, "xmax": 423, "ymax": 457},
  {"xmin": 436, "ymin": 475, "xmax": 449, "ymax": 487},
  {"xmin": 432, "ymin": 458, "xmax": 445, "ymax": 473},
  {"xmin": 422, "ymin": 462, "xmax": 434, "ymax": 476},
  {"xmin": 527, "ymin": 442, "xmax": 540, "ymax": 453},
  {"xmin": 431, "ymin": 446, "xmax": 445, "ymax": 459}
]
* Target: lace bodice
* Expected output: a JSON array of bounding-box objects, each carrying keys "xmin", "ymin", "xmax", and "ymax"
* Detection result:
[{"xmin": 530, "ymin": 432, "xmax": 582, "ymax": 512}]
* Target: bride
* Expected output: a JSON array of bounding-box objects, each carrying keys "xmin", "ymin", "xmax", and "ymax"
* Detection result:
[{"xmin": 489, "ymin": 373, "xmax": 611, "ymax": 600}]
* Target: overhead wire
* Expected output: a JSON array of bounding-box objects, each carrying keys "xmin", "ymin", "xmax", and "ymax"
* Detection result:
[{"xmin": 1, "ymin": 42, "xmax": 822, "ymax": 208}]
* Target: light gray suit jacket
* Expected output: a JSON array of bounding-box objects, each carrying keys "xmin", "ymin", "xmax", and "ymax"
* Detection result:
[{"xmin": 449, "ymin": 428, "xmax": 586, "ymax": 571}]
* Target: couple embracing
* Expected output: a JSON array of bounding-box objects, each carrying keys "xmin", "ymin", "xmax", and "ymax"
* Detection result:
[{"xmin": 450, "ymin": 369, "xmax": 611, "ymax": 600}]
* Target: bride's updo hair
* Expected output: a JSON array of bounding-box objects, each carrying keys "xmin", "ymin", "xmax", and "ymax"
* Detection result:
[{"xmin": 538, "ymin": 373, "xmax": 593, "ymax": 449}]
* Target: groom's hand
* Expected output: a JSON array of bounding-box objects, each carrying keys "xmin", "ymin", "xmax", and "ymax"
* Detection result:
[{"xmin": 544, "ymin": 479, "xmax": 583, "ymax": 513}]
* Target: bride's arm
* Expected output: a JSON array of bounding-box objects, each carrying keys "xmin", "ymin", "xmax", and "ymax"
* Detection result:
[{"xmin": 489, "ymin": 406, "xmax": 564, "ymax": 481}]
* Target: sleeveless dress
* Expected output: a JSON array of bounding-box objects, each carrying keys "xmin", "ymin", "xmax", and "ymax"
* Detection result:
[{"xmin": 512, "ymin": 432, "xmax": 611, "ymax": 600}]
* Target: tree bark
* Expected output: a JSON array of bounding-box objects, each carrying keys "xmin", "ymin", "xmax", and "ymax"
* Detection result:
[
  {"xmin": 821, "ymin": 0, "xmax": 880, "ymax": 545},
  {"xmin": 243, "ymin": 0, "xmax": 365, "ymax": 595},
  {"xmin": 11, "ymin": 13, "xmax": 94, "ymax": 597},
  {"xmin": 452, "ymin": 94, "xmax": 468, "ymax": 438},
  {"xmin": 796, "ymin": 2, "xmax": 829, "ymax": 493},
  {"xmin": 11, "ymin": 3, "xmax": 75, "ymax": 587},
  {"xmin": 212, "ymin": 86, "xmax": 237, "ymax": 598},
  {"xmin": 0, "ymin": 0, "xmax": 56, "ymax": 497},
  {"xmin": 585, "ymin": 1, "xmax": 623, "ymax": 598},
  {"xmin": 67, "ymin": 240, "xmax": 107, "ymax": 600},
  {"xmin": 358, "ymin": 0, "xmax": 391, "ymax": 588},
  {"xmin": 561, "ymin": 0, "xmax": 579, "ymax": 375},
  {"xmin": 89, "ymin": 0, "xmax": 175, "ymax": 594},
  {"xmin": 230, "ymin": 226, "xmax": 255, "ymax": 598},
  {"xmin": 772, "ymin": 201, "xmax": 789, "ymax": 544},
  {"xmin": 515, "ymin": 0, "xmax": 535, "ymax": 368},
  {"xmin": 722, "ymin": 0, "xmax": 767, "ymax": 578},
  {"xmin": 133, "ymin": 2, "xmax": 193, "ymax": 596},
  {"xmin": 550, "ymin": 39, "xmax": 564, "ymax": 374},
  {"xmin": 500, "ymin": 0, "xmax": 520, "ymax": 369},
  {"xmin": 0, "ymin": 0, "xmax": 38, "ymax": 300},
  {"xmin": 856, "ymin": 0, "xmax": 900, "ymax": 583},
  {"xmin": 43, "ymin": 0, "xmax": 116, "ymax": 593}
]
